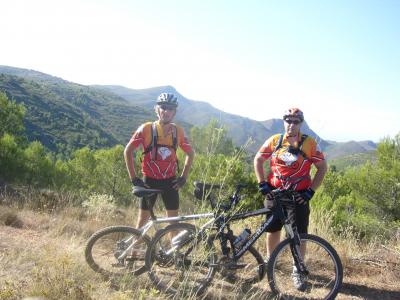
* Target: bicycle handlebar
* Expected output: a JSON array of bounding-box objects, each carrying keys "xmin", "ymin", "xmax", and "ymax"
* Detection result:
[{"xmin": 269, "ymin": 188, "xmax": 300, "ymax": 209}]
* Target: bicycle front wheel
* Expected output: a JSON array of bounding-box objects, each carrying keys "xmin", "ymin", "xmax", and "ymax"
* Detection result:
[
  {"xmin": 267, "ymin": 234, "xmax": 343, "ymax": 300},
  {"xmin": 145, "ymin": 223, "xmax": 216, "ymax": 297},
  {"xmin": 85, "ymin": 226, "xmax": 150, "ymax": 278}
]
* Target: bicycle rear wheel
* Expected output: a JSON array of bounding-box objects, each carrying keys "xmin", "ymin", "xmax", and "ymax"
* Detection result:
[
  {"xmin": 145, "ymin": 223, "xmax": 216, "ymax": 297},
  {"xmin": 85, "ymin": 226, "xmax": 150, "ymax": 278},
  {"xmin": 267, "ymin": 234, "xmax": 343, "ymax": 300}
]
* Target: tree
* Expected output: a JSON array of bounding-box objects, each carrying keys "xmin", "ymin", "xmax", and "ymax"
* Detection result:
[
  {"xmin": 190, "ymin": 119, "xmax": 235, "ymax": 156},
  {"xmin": 67, "ymin": 147, "xmax": 97, "ymax": 191},
  {"xmin": 314, "ymin": 132, "xmax": 400, "ymax": 239},
  {"xmin": 93, "ymin": 145, "xmax": 131, "ymax": 203},
  {"xmin": 180, "ymin": 120, "xmax": 259, "ymax": 210},
  {"xmin": 0, "ymin": 133, "xmax": 24, "ymax": 182},
  {"xmin": 23, "ymin": 141, "xmax": 53, "ymax": 187},
  {"xmin": 0, "ymin": 91, "xmax": 26, "ymax": 139}
]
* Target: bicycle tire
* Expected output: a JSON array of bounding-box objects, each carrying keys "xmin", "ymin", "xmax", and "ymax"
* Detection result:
[
  {"xmin": 85, "ymin": 226, "xmax": 150, "ymax": 278},
  {"xmin": 145, "ymin": 222, "xmax": 216, "ymax": 297},
  {"xmin": 267, "ymin": 233, "xmax": 343, "ymax": 300}
]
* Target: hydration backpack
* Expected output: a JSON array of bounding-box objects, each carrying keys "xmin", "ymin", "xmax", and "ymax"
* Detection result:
[
  {"xmin": 273, "ymin": 133, "xmax": 309, "ymax": 160},
  {"xmin": 143, "ymin": 122, "xmax": 178, "ymax": 161}
]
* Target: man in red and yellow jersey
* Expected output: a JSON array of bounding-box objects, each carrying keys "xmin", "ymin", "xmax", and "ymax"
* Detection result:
[
  {"xmin": 254, "ymin": 108, "xmax": 327, "ymax": 290},
  {"xmin": 124, "ymin": 93, "xmax": 194, "ymax": 228}
]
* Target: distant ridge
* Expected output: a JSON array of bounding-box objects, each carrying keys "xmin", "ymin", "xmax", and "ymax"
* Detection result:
[
  {"xmin": 0, "ymin": 65, "xmax": 69, "ymax": 84},
  {"xmin": 95, "ymin": 85, "xmax": 330, "ymax": 153},
  {"xmin": 0, "ymin": 65, "xmax": 377, "ymax": 158},
  {"xmin": 323, "ymin": 140, "xmax": 377, "ymax": 159}
]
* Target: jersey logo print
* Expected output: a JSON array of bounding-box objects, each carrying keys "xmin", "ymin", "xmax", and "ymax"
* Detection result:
[
  {"xmin": 158, "ymin": 147, "xmax": 172, "ymax": 160},
  {"xmin": 277, "ymin": 151, "xmax": 298, "ymax": 167}
]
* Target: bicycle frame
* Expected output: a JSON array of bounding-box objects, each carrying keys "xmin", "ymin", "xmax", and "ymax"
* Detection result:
[
  {"xmin": 116, "ymin": 184, "xmax": 223, "ymax": 261},
  {"xmin": 117, "ymin": 212, "xmax": 214, "ymax": 261},
  {"xmin": 180, "ymin": 190, "xmax": 307, "ymax": 274},
  {"xmin": 229, "ymin": 194, "xmax": 307, "ymax": 274}
]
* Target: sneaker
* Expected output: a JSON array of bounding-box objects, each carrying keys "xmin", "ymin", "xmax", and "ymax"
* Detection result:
[{"xmin": 291, "ymin": 266, "xmax": 306, "ymax": 291}]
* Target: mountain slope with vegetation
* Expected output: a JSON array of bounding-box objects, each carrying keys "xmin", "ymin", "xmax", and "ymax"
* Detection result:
[
  {"xmin": 0, "ymin": 65, "xmax": 377, "ymax": 158},
  {"xmin": 0, "ymin": 67, "xmax": 153, "ymax": 153}
]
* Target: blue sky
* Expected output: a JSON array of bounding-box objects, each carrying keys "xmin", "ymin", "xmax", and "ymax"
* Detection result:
[{"xmin": 1, "ymin": 0, "xmax": 399, "ymax": 142}]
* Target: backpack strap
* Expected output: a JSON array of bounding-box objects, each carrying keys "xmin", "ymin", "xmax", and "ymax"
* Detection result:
[
  {"xmin": 171, "ymin": 123, "xmax": 178, "ymax": 151},
  {"xmin": 298, "ymin": 134, "xmax": 309, "ymax": 160},
  {"xmin": 272, "ymin": 134, "xmax": 284, "ymax": 155},
  {"xmin": 152, "ymin": 122, "xmax": 158, "ymax": 160},
  {"xmin": 143, "ymin": 122, "xmax": 158, "ymax": 159},
  {"xmin": 272, "ymin": 133, "xmax": 309, "ymax": 160},
  {"xmin": 171, "ymin": 124, "xmax": 179, "ymax": 173}
]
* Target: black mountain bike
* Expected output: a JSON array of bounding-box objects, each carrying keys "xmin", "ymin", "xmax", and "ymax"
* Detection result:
[{"xmin": 145, "ymin": 183, "xmax": 343, "ymax": 300}]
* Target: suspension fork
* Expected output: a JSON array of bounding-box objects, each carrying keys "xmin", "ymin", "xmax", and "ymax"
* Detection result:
[
  {"xmin": 209, "ymin": 214, "xmax": 232, "ymax": 260},
  {"xmin": 284, "ymin": 223, "xmax": 308, "ymax": 275}
]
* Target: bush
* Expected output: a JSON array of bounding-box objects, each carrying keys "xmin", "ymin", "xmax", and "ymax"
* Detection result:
[{"xmin": 82, "ymin": 193, "xmax": 117, "ymax": 220}]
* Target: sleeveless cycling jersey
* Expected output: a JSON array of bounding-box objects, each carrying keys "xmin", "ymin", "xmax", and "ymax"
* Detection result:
[
  {"xmin": 257, "ymin": 132, "xmax": 325, "ymax": 190},
  {"xmin": 129, "ymin": 121, "xmax": 193, "ymax": 179}
]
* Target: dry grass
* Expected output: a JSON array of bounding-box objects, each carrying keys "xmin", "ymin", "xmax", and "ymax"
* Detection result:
[
  {"xmin": 0, "ymin": 202, "xmax": 155, "ymax": 300},
  {"xmin": 0, "ymin": 196, "xmax": 399, "ymax": 300},
  {"xmin": 0, "ymin": 206, "xmax": 24, "ymax": 228}
]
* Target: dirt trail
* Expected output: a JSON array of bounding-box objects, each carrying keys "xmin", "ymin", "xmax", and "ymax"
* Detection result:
[{"xmin": 1, "ymin": 223, "xmax": 399, "ymax": 300}]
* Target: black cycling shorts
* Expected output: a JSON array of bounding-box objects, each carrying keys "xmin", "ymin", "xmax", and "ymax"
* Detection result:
[
  {"xmin": 264, "ymin": 197, "xmax": 310, "ymax": 234},
  {"xmin": 139, "ymin": 176, "xmax": 179, "ymax": 210}
]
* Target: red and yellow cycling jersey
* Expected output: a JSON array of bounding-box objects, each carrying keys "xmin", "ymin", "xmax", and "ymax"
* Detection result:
[
  {"xmin": 257, "ymin": 132, "xmax": 325, "ymax": 190},
  {"xmin": 129, "ymin": 121, "xmax": 193, "ymax": 179}
]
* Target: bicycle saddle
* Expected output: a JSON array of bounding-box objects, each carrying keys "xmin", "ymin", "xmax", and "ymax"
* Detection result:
[{"xmin": 132, "ymin": 186, "xmax": 162, "ymax": 197}]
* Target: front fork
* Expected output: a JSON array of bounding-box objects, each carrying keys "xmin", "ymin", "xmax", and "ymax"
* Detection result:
[
  {"xmin": 211, "ymin": 233, "xmax": 238, "ymax": 274},
  {"xmin": 284, "ymin": 223, "xmax": 308, "ymax": 275}
]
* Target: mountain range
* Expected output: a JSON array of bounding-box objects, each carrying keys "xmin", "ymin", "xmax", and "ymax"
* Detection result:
[{"xmin": 0, "ymin": 65, "xmax": 376, "ymax": 159}]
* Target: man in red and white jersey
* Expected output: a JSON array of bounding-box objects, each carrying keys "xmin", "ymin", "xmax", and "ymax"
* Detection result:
[
  {"xmin": 254, "ymin": 107, "xmax": 327, "ymax": 290},
  {"xmin": 124, "ymin": 93, "xmax": 194, "ymax": 228}
]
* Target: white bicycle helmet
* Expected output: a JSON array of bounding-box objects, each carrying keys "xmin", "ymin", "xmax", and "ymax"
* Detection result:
[
  {"xmin": 156, "ymin": 93, "xmax": 178, "ymax": 107},
  {"xmin": 283, "ymin": 108, "xmax": 304, "ymax": 122}
]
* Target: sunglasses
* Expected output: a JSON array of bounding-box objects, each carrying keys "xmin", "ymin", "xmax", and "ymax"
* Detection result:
[
  {"xmin": 159, "ymin": 105, "xmax": 176, "ymax": 111},
  {"xmin": 284, "ymin": 119, "xmax": 302, "ymax": 125}
]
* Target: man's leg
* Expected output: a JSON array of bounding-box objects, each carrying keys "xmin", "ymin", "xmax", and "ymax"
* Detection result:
[
  {"xmin": 129, "ymin": 209, "xmax": 150, "ymax": 257},
  {"xmin": 295, "ymin": 202, "xmax": 310, "ymax": 260},
  {"xmin": 266, "ymin": 231, "xmax": 281, "ymax": 258},
  {"xmin": 291, "ymin": 203, "xmax": 310, "ymax": 291},
  {"xmin": 166, "ymin": 209, "xmax": 179, "ymax": 239},
  {"xmin": 166, "ymin": 209, "xmax": 178, "ymax": 218},
  {"xmin": 136, "ymin": 209, "xmax": 150, "ymax": 228}
]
